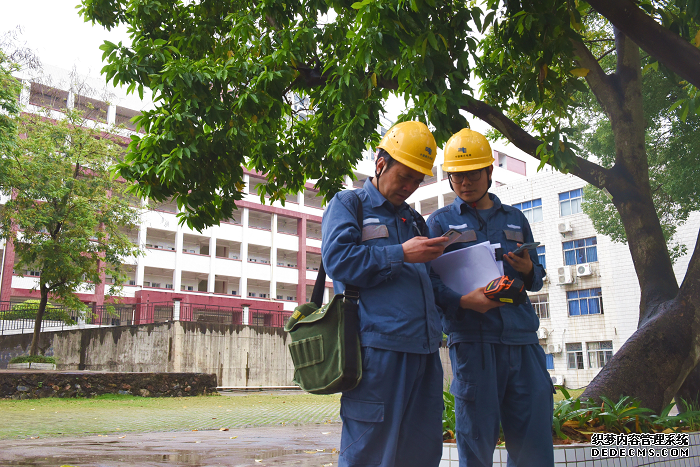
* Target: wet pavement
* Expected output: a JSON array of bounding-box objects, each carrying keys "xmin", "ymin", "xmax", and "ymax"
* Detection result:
[{"xmin": 0, "ymin": 424, "xmax": 343, "ymax": 467}]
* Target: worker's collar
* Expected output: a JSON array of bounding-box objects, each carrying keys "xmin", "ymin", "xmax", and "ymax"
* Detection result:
[
  {"xmin": 455, "ymin": 193, "xmax": 502, "ymax": 214},
  {"xmin": 363, "ymin": 178, "xmax": 410, "ymax": 212}
]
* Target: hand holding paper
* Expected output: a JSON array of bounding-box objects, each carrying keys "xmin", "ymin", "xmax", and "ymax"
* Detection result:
[{"xmin": 430, "ymin": 241, "xmax": 502, "ymax": 296}]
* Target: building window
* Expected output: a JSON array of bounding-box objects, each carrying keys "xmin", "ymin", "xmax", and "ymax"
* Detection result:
[
  {"xmin": 587, "ymin": 341, "xmax": 613, "ymax": 369},
  {"xmin": 559, "ymin": 188, "xmax": 583, "ymax": 216},
  {"xmin": 513, "ymin": 198, "xmax": 543, "ymax": 223},
  {"xmin": 567, "ymin": 343, "xmax": 584, "ymax": 369},
  {"xmin": 567, "ymin": 288, "xmax": 603, "ymax": 316},
  {"xmin": 545, "ymin": 353, "xmax": 554, "ymax": 370},
  {"xmin": 536, "ymin": 245, "xmax": 546, "ymax": 270},
  {"xmin": 563, "ymin": 237, "xmax": 598, "ymax": 265},
  {"xmin": 530, "ymin": 294, "xmax": 550, "ymax": 319}
]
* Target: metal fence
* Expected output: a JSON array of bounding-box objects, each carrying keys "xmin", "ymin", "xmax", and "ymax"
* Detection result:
[
  {"xmin": 0, "ymin": 301, "xmax": 82, "ymax": 335},
  {"xmin": 179, "ymin": 303, "xmax": 292, "ymax": 328},
  {"xmin": 0, "ymin": 300, "xmax": 292, "ymax": 335}
]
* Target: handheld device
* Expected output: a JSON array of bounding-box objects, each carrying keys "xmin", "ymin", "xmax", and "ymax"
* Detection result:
[
  {"xmin": 484, "ymin": 275, "xmax": 527, "ymax": 304},
  {"xmin": 441, "ymin": 228, "xmax": 463, "ymax": 247},
  {"xmin": 512, "ymin": 241, "xmax": 540, "ymax": 255}
]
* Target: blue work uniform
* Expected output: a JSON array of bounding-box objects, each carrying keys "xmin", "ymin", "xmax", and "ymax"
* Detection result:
[
  {"xmin": 322, "ymin": 179, "xmax": 444, "ymax": 467},
  {"xmin": 428, "ymin": 194, "xmax": 554, "ymax": 467}
]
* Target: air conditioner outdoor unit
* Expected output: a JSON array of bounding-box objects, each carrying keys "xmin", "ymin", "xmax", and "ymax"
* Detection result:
[
  {"xmin": 558, "ymin": 220, "xmax": 573, "ymax": 233},
  {"xmin": 547, "ymin": 344, "xmax": 563, "ymax": 354},
  {"xmin": 537, "ymin": 328, "xmax": 548, "ymax": 339},
  {"xmin": 577, "ymin": 263, "xmax": 593, "ymax": 277},
  {"xmin": 550, "ymin": 375, "xmax": 565, "ymax": 386},
  {"xmin": 557, "ymin": 266, "xmax": 574, "ymax": 285}
]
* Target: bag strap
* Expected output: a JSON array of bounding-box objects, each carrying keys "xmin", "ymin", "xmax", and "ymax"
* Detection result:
[{"xmin": 311, "ymin": 191, "xmax": 363, "ymax": 307}]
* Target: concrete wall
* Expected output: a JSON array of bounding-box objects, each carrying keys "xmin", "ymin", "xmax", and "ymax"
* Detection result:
[
  {"xmin": 2, "ymin": 324, "xmax": 452, "ymax": 388},
  {"xmin": 172, "ymin": 322, "xmax": 294, "ymax": 387},
  {"xmin": 46, "ymin": 322, "xmax": 295, "ymax": 387}
]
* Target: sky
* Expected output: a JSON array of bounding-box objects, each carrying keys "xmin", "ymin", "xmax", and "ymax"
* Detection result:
[{"xmin": 0, "ymin": 0, "xmax": 542, "ymax": 174}]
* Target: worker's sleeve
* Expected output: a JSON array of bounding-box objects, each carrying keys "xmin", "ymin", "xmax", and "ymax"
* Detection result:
[
  {"xmin": 321, "ymin": 194, "xmax": 404, "ymax": 289},
  {"xmin": 427, "ymin": 216, "xmax": 462, "ymax": 315}
]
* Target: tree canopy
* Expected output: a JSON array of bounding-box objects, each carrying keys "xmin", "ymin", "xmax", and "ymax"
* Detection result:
[
  {"xmin": 0, "ymin": 106, "xmax": 142, "ymax": 354},
  {"xmin": 79, "ymin": 0, "xmax": 700, "ymax": 410}
]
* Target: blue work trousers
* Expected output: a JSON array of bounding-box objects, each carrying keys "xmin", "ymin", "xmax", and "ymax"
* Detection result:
[
  {"xmin": 339, "ymin": 347, "xmax": 444, "ymax": 467},
  {"xmin": 450, "ymin": 342, "xmax": 554, "ymax": 467}
]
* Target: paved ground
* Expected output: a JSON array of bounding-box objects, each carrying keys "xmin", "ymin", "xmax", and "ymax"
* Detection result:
[
  {"xmin": 0, "ymin": 391, "xmax": 344, "ymax": 466},
  {"xmin": 0, "ymin": 424, "xmax": 343, "ymax": 467}
]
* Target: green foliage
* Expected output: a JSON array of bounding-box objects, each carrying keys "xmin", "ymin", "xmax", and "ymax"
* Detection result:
[
  {"xmin": 441, "ymin": 386, "xmax": 700, "ymax": 441},
  {"xmin": 0, "ymin": 50, "xmax": 21, "ymax": 177},
  {"xmin": 577, "ymin": 63, "xmax": 700, "ymax": 262},
  {"xmin": 442, "ymin": 383, "xmax": 455, "ymax": 439},
  {"xmin": 78, "ymin": 0, "xmax": 496, "ymax": 229},
  {"xmin": 0, "ymin": 300, "xmax": 76, "ymax": 324},
  {"xmin": 0, "ymin": 106, "xmax": 142, "ymax": 313},
  {"xmin": 9, "ymin": 355, "xmax": 56, "ymax": 364}
]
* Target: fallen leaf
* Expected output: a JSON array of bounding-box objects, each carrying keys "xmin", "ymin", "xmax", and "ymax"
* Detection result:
[
  {"xmin": 219, "ymin": 428, "xmax": 229, "ymax": 431},
  {"xmin": 304, "ymin": 450, "xmax": 317, "ymax": 454},
  {"xmin": 195, "ymin": 441, "xmax": 201, "ymax": 443},
  {"xmin": 322, "ymin": 432, "xmax": 330, "ymax": 435},
  {"xmin": 118, "ymin": 436, "xmax": 126, "ymax": 439},
  {"xmin": 255, "ymin": 460, "xmax": 262, "ymax": 463},
  {"xmin": 192, "ymin": 429, "xmax": 198, "ymax": 432},
  {"xmin": 229, "ymin": 436, "xmax": 238, "ymax": 439}
]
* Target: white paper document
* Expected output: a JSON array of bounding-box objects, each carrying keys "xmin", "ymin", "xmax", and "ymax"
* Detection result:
[{"xmin": 431, "ymin": 241, "xmax": 502, "ymax": 295}]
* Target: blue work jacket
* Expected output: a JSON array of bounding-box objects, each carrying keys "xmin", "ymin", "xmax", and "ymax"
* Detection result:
[
  {"xmin": 427, "ymin": 194, "xmax": 544, "ymax": 346},
  {"xmin": 321, "ymin": 179, "xmax": 442, "ymax": 354}
]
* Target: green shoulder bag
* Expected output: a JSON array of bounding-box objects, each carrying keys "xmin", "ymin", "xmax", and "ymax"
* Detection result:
[{"xmin": 284, "ymin": 193, "xmax": 362, "ymax": 394}]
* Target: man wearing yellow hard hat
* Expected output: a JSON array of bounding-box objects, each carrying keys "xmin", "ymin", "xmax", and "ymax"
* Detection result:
[
  {"xmin": 427, "ymin": 129, "xmax": 553, "ymax": 466},
  {"xmin": 322, "ymin": 121, "xmax": 449, "ymax": 466}
]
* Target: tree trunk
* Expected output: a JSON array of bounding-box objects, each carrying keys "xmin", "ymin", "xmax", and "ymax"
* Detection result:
[
  {"xmin": 581, "ymin": 295, "xmax": 699, "ymax": 413},
  {"xmin": 583, "ymin": 228, "xmax": 700, "ymax": 413},
  {"xmin": 29, "ymin": 284, "xmax": 49, "ymax": 356},
  {"xmin": 463, "ymin": 29, "xmax": 696, "ymax": 411}
]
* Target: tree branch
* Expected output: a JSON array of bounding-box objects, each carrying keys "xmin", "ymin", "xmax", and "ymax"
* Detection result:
[
  {"xmin": 586, "ymin": 0, "xmax": 700, "ymax": 89},
  {"xmin": 459, "ymin": 98, "xmax": 610, "ymax": 188},
  {"xmin": 679, "ymin": 228, "xmax": 700, "ymax": 301},
  {"xmin": 571, "ymin": 40, "xmax": 621, "ymax": 118}
]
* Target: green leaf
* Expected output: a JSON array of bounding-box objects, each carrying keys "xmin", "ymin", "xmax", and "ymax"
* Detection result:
[{"xmin": 425, "ymin": 57, "xmax": 434, "ymax": 80}]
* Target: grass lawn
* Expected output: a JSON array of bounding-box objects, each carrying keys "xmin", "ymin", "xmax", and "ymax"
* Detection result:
[
  {"xmin": 554, "ymin": 387, "xmax": 585, "ymax": 403},
  {"xmin": 0, "ymin": 393, "xmax": 341, "ymax": 439}
]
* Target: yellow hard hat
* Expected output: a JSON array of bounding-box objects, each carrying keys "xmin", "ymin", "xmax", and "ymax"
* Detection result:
[
  {"xmin": 377, "ymin": 121, "xmax": 437, "ymax": 177},
  {"xmin": 442, "ymin": 128, "xmax": 495, "ymax": 173}
]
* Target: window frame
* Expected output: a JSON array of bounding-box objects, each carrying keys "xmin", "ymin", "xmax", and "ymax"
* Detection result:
[
  {"xmin": 559, "ymin": 189, "xmax": 583, "ymax": 216},
  {"xmin": 567, "ymin": 288, "xmax": 604, "ymax": 316},
  {"xmin": 513, "ymin": 198, "xmax": 543, "ymax": 224},
  {"xmin": 587, "ymin": 341, "xmax": 613, "ymax": 369},
  {"xmin": 536, "ymin": 245, "xmax": 547, "ymax": 270},
  {"xmin": 563, "ymin": 237, "xmax": 598, "ymax": 265},
  {"xmin": 566, "ymin": 343, "xmax": 584, "ymax": 370},
  {"xmin": 530, "ymin": 294, "xmax": 550, "ymax": 319}
]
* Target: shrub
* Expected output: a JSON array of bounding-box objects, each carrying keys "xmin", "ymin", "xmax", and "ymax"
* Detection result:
[
  {"xmin": 9, "ymin": 355, "xmax": 56, "ymax": 364},
  {"xmin": 0, "ymin": 300, "xmax": 77, "ymax": 324}
]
